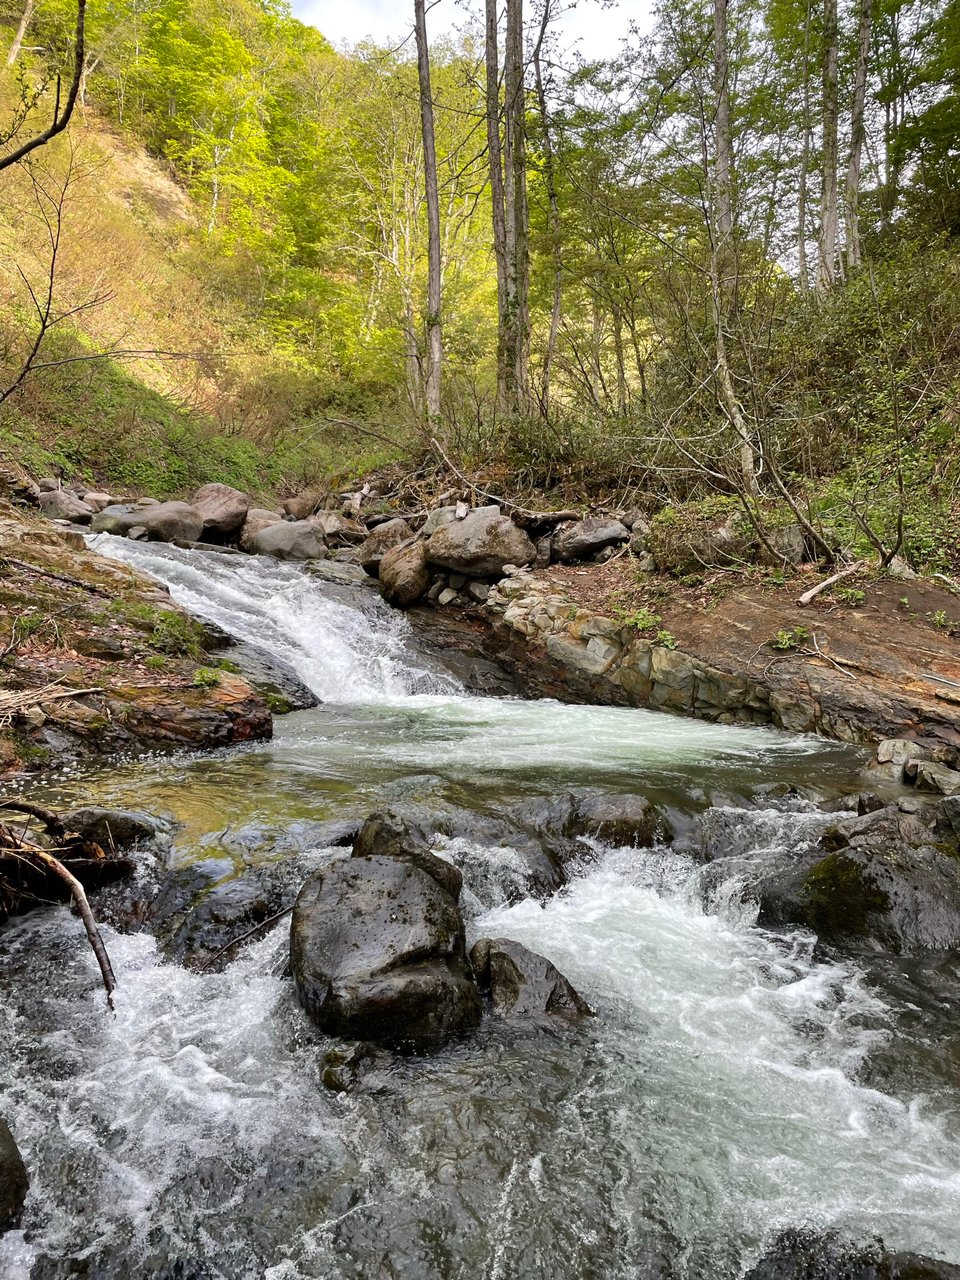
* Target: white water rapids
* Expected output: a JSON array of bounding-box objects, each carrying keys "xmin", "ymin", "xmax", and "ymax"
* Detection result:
[{"xmin": 1, "ymin": 538, "xmax": 959, "ymax": 1279}]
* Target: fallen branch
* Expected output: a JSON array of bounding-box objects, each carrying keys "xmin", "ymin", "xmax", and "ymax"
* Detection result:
[
  {"xmin": 3, "ymin": 557, "xmax": 114, "ymax": 598},
  {"xmin": 3, "ymin": 837, "xmax": 116, "ymax": 1006},
  {"xmin": 0, "ymin": 798, "xmax": 65, "ymax": 836},
  {"xmin": 196, "ymin": 905, "xmax": 294, "ymax": 971},
  {"xmin": 798, "ymin": 632, "xmax": 859, "ymax": 681},
  {"xmin": 430, "ymin": 437, "xmax": 580, "ymax": 524},
  {"xmin": 796, "ymin": 561, "xmax": 869, "ymax": 607}
]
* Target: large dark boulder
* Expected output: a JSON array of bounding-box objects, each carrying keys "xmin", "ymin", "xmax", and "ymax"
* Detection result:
[
  {"xmin": 290, "ymin": 855, "xmax": 482, "ymax": 1052},
  {"xmin": 553, "ymin": 517, "xmax": 630, "ymax": 563},
  {"xmin": 0, "ymin": 1115, "xmax": 29, "ymax": 1233},
  {"xmin": 357, "ymin": 518, "xmax": 413, "ymax": 577},
  {"xmin": 757, "ymin": 805, "xmax": 960, "ymax": 953},
  {"xmin": 192, "ymin": 483, "xmax": 249, "ymax": 536},
  {"xmin": 250, "ymin": 520, "xmax": 324, "ymax": 561},
  {"xmin": 379, "ymin": 539, "xmax": 430, "ymax": 607},
  {"xmin": 744, "ymin": 1230, "xmax": 960, "ymax": 1279},
  {"xmin": 425, "ymin": 505, "xmax": 536, "ymax": 577},
  {"xmin": 352, "ymin": 810, "xmax": 462, "ymax": 901},
  {"xmin": 470, "ymin": 937, "xmax": 593, "ymax": 1020}
]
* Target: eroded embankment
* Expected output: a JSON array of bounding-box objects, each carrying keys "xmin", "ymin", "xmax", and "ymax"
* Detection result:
[{"xmin": 410, "ymin": 561, "xmax": 960, "ymax": 751}]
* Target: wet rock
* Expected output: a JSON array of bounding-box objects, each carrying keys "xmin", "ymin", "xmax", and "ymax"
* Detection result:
[
  {"xmin": 238, "ymin": 507, "xmax": 285, "ymax": 551},
  {"xmin": 357, "ymin": 517, "xmax": 413, "ymax": 577},
  {"xmin": 877, "ymin": 738, "xmax": 929, "ymax": 766},
  {"xmin": 470, "ymin": 937, "xmax": 593, "ymax": 1020},
  {"xmin": 379, "ymin": 539, "xmax": 430, "ymax": 607},
  {"xmin": 191, "ymin": 483, "xmax": 249, "ymax": 536},
  {"xmin": 250, "ymin": 520, "xmax": 324, "ymax": 561},
  {"xmin": 352, "ymin": 810, "xmax": 463, "ymax": 900},
  {"xmin": 425, "ymin": 505, "xmax": 537, "ymax": 577},
  {"xmin": 218, "ymin": 642, "xmax": 319, "ymax": 712},
  {"xmin": 467, "ymin": 581, "xmax": 490, "ymax": 602},
  {"xmin": 0, "ymin": 1115, "xmax": 29, "ymax": 1233},
  {"xmin": 290, "ymin": 855, "xmax": 482, "ymax": 1052},
  {"xmin": 320, "ymin": 1042, "xmax": 391, "ymax": 1093},
  {"xmin": 553, "ymin": 517, "xmax": 631, "ymax": 563},
  {"xmin": 60, "ymin": 807, "xmax": 157, "ymax": 848},
  {"xmin": 511, "ymin": 791, "xmax": 672, "ymax": 867},
  {"xmin": 744, "ymin": 1229, "xmax": 960, "ymax": 1279},
  {"xmin": 758, "ymin": 805, "xmax": 960, "ymax": 953},
  {"xmin": 38, "ymin": 489, "xmax": 94, "ymax": 523}
]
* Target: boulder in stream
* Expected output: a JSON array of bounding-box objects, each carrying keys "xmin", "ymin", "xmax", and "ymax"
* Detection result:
[
  {"xmin": 470, "ymin": 937, "xmax": 593, "ymax": 1020},
  {"xmin": 192, "ymin": 483, "xmax": 250, "ymax": 536},
  {"xmin": 379, "ymin": 539, "xmax": 430, "ymax": 607},
  {"xmin": 0, "ymin": 1114, "xmax": 29, "ymax": 1233},
  {"xmin": 757, "ymin": 804, "xmax": 960, "ymax": 953},
  {"xmin": 250, "ymin": 520, "xmax": 324, "ymax": 561},
  {"xmin": 744, "ymin": 1229, "xmax": 960, "ymax": 1279},
  {"xmin": 291, "ymin": 855, "xmax": 482, "ymax": 1052},
  {"xmin": 425, "ymin": 505, "xmax": 536, "ymax": 577},
  {"xmin": 239, "ymin": 508, "xmax": 285, "ymax": 551},
  {"xmin": 357, "ymin": 518, "xmax": 413, "ymax": 577},
  {"xmin": 510, "ymin": 791, "xmax": 673, "ymax": 868},
  {"xmin": 352, "ymin": 810, "xmax": 463, "ymax": 901}
]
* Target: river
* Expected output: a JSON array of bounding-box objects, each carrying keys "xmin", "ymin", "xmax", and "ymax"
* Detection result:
[{"xmin": 1, "ymin": 540, "xmax": 959, "ymax": 1279}]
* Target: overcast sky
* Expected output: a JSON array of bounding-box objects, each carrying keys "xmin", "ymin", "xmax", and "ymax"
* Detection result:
[{"xmin": 289, "ymin": 0, "xmax": 651, "ymax": 62}]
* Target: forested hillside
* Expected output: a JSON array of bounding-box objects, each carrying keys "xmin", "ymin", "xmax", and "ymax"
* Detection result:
[{"xmin": 1, "ymin": 0, "xmax": 959, "ymax": 566}]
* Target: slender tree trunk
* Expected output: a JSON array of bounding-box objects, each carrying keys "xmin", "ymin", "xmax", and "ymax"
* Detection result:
[
  {"xmin": 845, "ymin": 0, "xmax": 873, "ymax": 271},
  {"xmin": 797, "ymin": 0, "xmax": 814, "ymax": 292},
  {"xmin": 6, "ymin": 0, "xmax": 36, "ymax": 67},
  {"xmin": 485, "ymin": 0, "xmax": 509, "ymax": 415},
  {"xmin": 712, "ymin": 0, "xmax": 758, "ymax": 498},
  {"xmin": 533, "ymin": 0, "xmax": 562, "ymax": 418},
  {"xmin": 818, "ymin": 0, "xmax": 840, "ymax": 290},
  {"xmin": 503, "ymin": 0, "xmax": 530, "ymax": 414},
  {"xmin": 414, "ymin": 0, "xmax": 442, "ymax": 424}
]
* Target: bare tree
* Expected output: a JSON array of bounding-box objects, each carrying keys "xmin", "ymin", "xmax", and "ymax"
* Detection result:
[
  {"xmin": 6, "ymin": 0, "xmax": 37, "ymax": 68},
  {"xmin": 0, "ymin": 0, "xmax": 85, "ymax": 172},
  {"xmin": 414, "ymin": 0, "xmax": 443, "ymax": 425}
]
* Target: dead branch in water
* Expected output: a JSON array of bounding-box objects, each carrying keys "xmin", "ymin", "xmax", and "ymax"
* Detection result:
[{"xmin": 25, "ymin": 843, "xmax": 117, "ymax": 1006}]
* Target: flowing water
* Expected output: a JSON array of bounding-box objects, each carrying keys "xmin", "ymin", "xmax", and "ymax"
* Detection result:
[{"xmin": 2, "ymin": 539, "xmax": 959, "ymax": 1280}]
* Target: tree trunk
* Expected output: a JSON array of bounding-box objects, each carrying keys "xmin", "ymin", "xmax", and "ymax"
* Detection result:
[
  {"xmin": 817, "ymin": 0, "xmax": 840, "ymax": 290},
  {"xmin": 485, "ymin": 0, "xmax": 509, "ymax": 414},
  {"xmin": 414, "ymin": 0, "xmax": 442, "ymax": 424},
  {"xmin": 712, "ymin": 0, "xmax": 758, "ymax": 498},
  {"xmin": 797, "ymin": 0, "xmax": 814, "ymax": 292},
  {"xmin": 845, "ymin": 0, "xmax": 873, "ymax": 271},
  {"xmin": 5, "ymin": 0, "xmax": 36, "ymax": 67},
  {"xmin": 533, "ymin": 0, "xmax": 562, "ymax": 419},
  {"xmin": 502, "ymin": 0, "xmax": 530, "ymax": 415}
]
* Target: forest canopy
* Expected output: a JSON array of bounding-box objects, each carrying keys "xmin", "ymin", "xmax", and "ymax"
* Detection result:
[{"xmin": 1, "ymin": 0, "xmax": 959, "ymax": 569}]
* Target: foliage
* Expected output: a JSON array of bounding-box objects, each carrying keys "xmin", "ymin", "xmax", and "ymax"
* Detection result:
[{"xmin": 770, "ymin": 625, "xmax": 811, "ymax": 650}]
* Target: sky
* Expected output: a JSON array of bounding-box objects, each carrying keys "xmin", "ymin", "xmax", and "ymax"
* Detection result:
[{"xmin": 289, "ymin": 0, "xmax": 652, "ymax": 62}]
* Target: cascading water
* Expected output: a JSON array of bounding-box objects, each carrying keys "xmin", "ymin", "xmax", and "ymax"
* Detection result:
[{"xmin": 2, "ymin": 538, "xmax": 959, "ymax": 1280}]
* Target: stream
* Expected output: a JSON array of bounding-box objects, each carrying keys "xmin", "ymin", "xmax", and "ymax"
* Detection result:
[{"xmin": 2, "ymin": 540, "xmax": 960, "ymax": 1279}]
